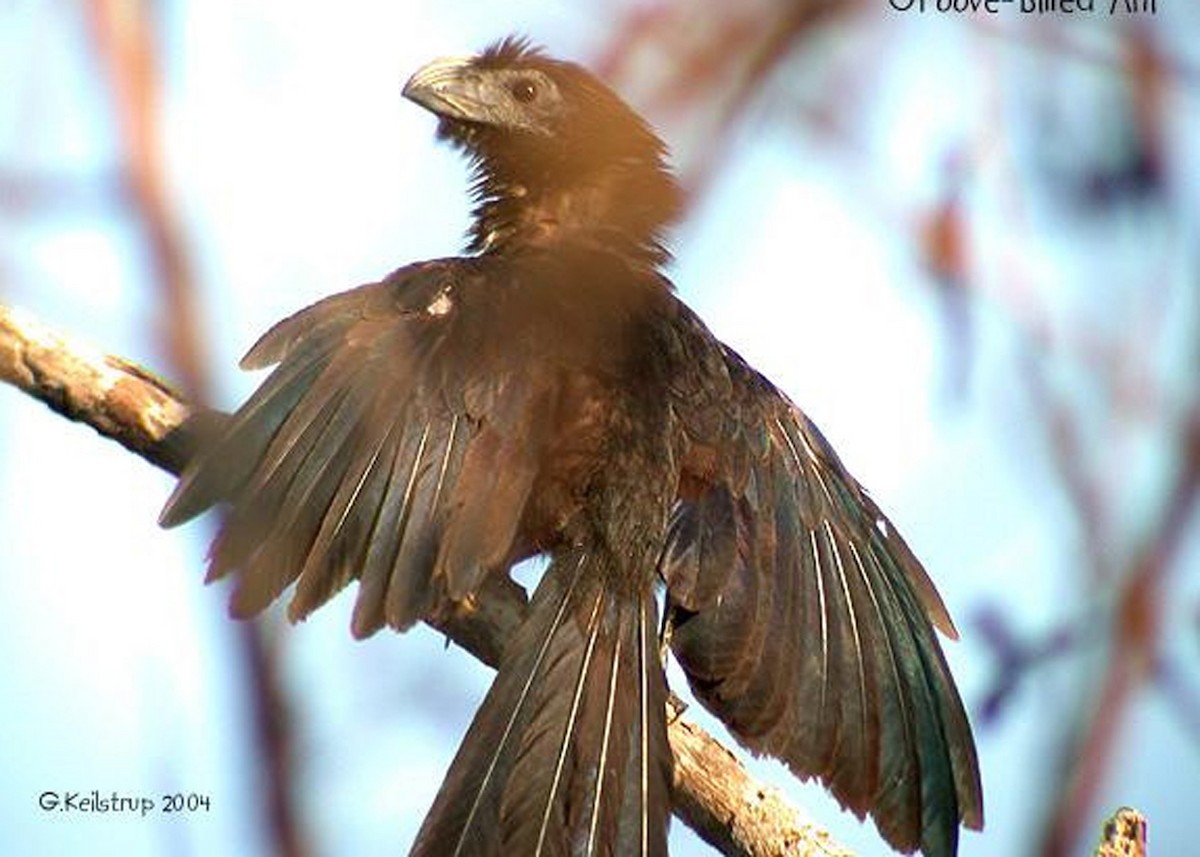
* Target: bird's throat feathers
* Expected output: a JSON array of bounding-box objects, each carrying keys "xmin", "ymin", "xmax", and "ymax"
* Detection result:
[{"xmin": 463, "ymin": 153, "xmax": 682, "ymax": 266}]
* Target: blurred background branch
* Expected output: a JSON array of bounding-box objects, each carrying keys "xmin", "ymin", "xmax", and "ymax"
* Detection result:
[{"xmin": 84, "ymin": 3, "xmax": 303, "ymax": 856}]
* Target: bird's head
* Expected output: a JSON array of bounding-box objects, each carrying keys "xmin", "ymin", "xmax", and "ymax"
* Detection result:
[{"xmin": 403, "ymin": 36, "xmax": 682, "ymax": 263}]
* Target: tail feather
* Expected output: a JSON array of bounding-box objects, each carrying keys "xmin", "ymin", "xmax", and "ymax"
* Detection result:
[
  {"xmin": 615, "ymin": 597, "xmax": 670, "ymax": 855},
  {"xmin": 413, "ymin": 550, "xmax": 671, "ymax": 857}
]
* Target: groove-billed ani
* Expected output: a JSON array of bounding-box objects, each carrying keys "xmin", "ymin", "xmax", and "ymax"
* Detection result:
[{"xmin": 161, "ymin": 36, "xmax": 982, "ymax": 857}]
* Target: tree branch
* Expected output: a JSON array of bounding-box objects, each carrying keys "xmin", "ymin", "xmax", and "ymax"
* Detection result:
[
  {"xmin": 0, "ymin": 301, "xmax": 851, "ymax": 857},
  {"xmin": 0, "ymin": 304, "xmax": 189, "ymax": 469}
]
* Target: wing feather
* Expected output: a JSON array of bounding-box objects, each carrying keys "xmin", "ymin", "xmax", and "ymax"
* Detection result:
[
  {"xmin": 665, "ymin": 303, "xmax": 983, "ymax": 856},
  {"xmin": 161, "ymin": 262, "xmax": 551, "ymax": 638}
]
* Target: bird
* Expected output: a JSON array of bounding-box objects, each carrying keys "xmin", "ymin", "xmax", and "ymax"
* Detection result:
[{"xmin": 160, "ymin": 36, "xmax": 983, "ymax": 857}]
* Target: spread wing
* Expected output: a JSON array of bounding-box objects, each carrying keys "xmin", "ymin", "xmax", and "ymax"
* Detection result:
[
  {"xmin": 160, "ymin": 260, "xmax": 552, "ymax": 638},
  {"xmin": 662, "ymin": 304, "xmax": 983, "ymax": 857}
]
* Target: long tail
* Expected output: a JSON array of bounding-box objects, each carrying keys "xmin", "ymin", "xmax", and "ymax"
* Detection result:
[{"xmin": 413, "ymin": 549, "xmax": 671, "ymax": 857}]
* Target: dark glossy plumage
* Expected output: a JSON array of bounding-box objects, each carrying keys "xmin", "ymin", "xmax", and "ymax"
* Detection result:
[{"xmin": 161, "ymin": 36, "xmax": 982, "ymax": 857}]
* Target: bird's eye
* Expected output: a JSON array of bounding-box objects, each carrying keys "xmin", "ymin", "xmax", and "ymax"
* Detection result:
[{"xmin": 510, "ymin": 78, "xmax": 539, "ymax": 104}]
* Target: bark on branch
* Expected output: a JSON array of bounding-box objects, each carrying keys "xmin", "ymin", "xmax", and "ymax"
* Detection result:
[{"xmin": 0, "ymin": 302, "xmax": 852, "ymax": 857}]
